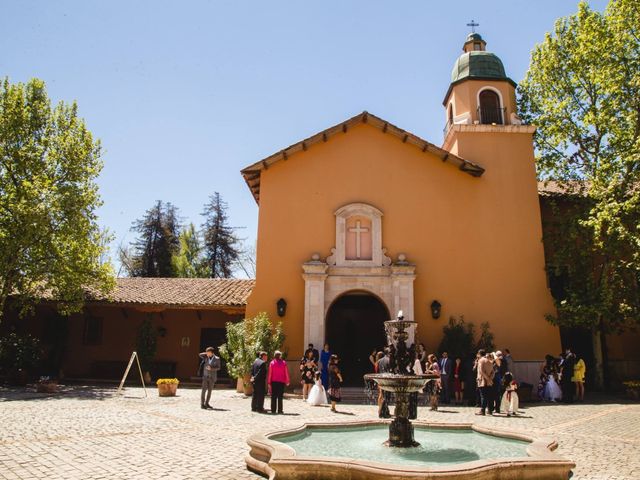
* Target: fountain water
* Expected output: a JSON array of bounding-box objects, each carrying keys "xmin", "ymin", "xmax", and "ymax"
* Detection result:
[{"xmin": 364, "ymin": 311, "xmax": 438, "ymax": 447}]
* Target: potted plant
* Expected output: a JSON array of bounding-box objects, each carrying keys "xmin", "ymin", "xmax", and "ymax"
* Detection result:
[
  {"xmin": 36, "ymin": 376, "xmax": 58, "ymax": 393},
  {"xmin": 220, "ymin": 312, "xmax": 285, "ymax": 396},
  {"xmin": 136, "ymin": 317, "xmax": 157, "ymax": 384},
  {"xmin": 0, "ymin": 333, "xmax": 41, "ymax": 386},
  {"xmin": 156, "ymin": 378, "xmax": 179, "ymax": 397},
  {"xmin": 623, "ymin": 380, "xmax": 640, "ymax": 400}
]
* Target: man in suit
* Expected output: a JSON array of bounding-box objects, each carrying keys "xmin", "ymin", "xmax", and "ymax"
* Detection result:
[
  {"xmin": 476, "ymin": 349, "xmax": 495, "ymax": 416},
  {"xmin": 377, "ymin": 348, "xmax": 391, "ymax": 418},
  {"xmin": 199, "ymin": 347, "xmax": 221, "ymax": 410},
  {"xmin": 251, "ymin": 351, "xmax": 268, "ymax": 413},
  {"xmin": 561, "ymin": 348, "xmax": 576, "ymax": 404},
  {"xmin": 439, "ymin": 351, "xmax": 452, "ymax": 404}
]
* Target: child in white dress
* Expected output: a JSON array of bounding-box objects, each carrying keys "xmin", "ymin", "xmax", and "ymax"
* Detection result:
[
  {"xmin": 307, "ymin": 372, "xmax": 328, "ymax": 406},
  {"xmin": 544, "ymin": 373, "xmax": 563, "ymax": 402},
  {"xmin": 500, "ymin": 372, "xmax": 519, "ymax": 416}
]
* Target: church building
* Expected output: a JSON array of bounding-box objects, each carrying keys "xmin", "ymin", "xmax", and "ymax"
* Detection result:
[{"xmin": 241, "ymin": 33, "xmax": 561, "ymax": 384}]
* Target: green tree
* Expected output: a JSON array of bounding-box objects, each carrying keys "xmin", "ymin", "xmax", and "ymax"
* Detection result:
[
  {"xmin": 172, "ymin": 223, "xmax": 207, "ymax": 278},
  {"xmin": 0, "ymin": 78, "xmax": 114, "ymax": 320},
  {"xmin": 122, "ymin": 201, "xmax": 181, "ymax": 277},
  {"xmin": 518, "ymin": 0, "xmax": 640, "ymax": 387},
  {"xmin": 201, "ymin": 192, "xmax": 240, "ymax": 278},
  {"xmin": 438, "ymin": 316, "xmax": 476, "ymax": 360},
  {"xmin": 474, "ymin": 322, "xmax": 495, "ymax": 354},
  {"xmin": 219, "ymin": 312, "xmax": 285, "ymax": 383}
]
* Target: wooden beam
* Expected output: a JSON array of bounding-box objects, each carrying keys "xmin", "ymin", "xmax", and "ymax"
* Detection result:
[
  {"xmin": 262, "ymin": 160, "xmax": 268, "ymax": 170},
  {"xmin": 382, "ymin": 123, "xmax": 388, "ymax": 133},
  {"xmin": 402, "ymin": 134, "xmax": 408, "ymax": 143},
  {"xmin": 322, "ymin": 132, "xmax": 328, "ymax": 142},
  {"xmin": 422, "ymin": 143, "xmax": 428, "ymax": 152},
  {"xmin": 282, "ymin": 150, "xmax": 288, "ymax": 160},
  {"xmin": 442, "ymin": 153, "xmax": 449, "ymax": 162},
  {"xmin": 342, "ymin": 123, "xmax": 347, "ymax": 133},
  {"xmin": 362, "ymin": 112, "xmax": 368, "ymax": 123},
  {"xmin": 302, "ymin": 141, "xmax": 307, "ymax": 151}
]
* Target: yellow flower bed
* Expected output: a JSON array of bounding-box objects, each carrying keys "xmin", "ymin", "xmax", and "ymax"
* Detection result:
[
  {"xmin": 623, "ymin": 380, "xmax": 640, "ymax": 388},
  {"xmin": 156, "ymin": 378, "xmax": 180, "ymax": 386}
]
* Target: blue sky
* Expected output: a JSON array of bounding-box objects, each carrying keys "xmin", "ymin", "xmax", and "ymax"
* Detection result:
[{"xmin": 1, "ymin": 0, "xmax": 608, "ymax": 274}]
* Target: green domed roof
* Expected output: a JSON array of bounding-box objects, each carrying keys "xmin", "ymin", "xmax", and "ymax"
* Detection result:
[
  {"xmin": 466, "ymin": 32, "xmax": 484, "ymax": 43},
  {"xmin": 451, "ymin": 51, "xmax": 507, "ymax": 83}
]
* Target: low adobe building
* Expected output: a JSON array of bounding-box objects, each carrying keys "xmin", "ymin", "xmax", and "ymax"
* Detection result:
[{"xmin": 2, "ymin": 278, "xmax": 253, "ymax": 380}]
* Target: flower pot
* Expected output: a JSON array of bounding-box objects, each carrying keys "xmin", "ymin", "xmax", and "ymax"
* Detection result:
[
  {"xmin": 236, "ymin": 377, "xmax": 244, "ymax": 393},
  {"xmin": 36, "ymin": 381, "xmax": 58, "ymax": 393},
  {"xmin": 243, "ymin": 374, "xmax": 254, "ymax": 396},
  {"xmin": 157, "ymin": 383, "xmax": 178, "ymax": 397}
]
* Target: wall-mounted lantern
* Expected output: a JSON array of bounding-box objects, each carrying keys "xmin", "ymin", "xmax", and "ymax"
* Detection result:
[
  {"xmin": 276, "ymin": 298, "xmax": 287, "ymax": 317},
  {"xmin": 430, "ymin": 300, "xmax": 442, "ymax": 319}
]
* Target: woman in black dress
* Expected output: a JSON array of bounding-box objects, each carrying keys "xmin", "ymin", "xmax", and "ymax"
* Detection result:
[{"xmin": 328, "ymin": 354, "xmax": 343, "ymax": 412}]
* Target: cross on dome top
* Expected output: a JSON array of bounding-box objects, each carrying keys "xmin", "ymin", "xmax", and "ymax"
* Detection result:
[{"xmin": 466, "ymin": 19, "xmax": 479, "ymax": 33}]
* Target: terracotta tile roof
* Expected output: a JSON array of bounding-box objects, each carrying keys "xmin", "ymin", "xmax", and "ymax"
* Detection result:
[
  {"xmin": 538, "ymin": 180, "xmax": 588, "ymax": 196},
  {"xmin": 87, "ymin": 278, "xmax": 254, "ymax": 308}
]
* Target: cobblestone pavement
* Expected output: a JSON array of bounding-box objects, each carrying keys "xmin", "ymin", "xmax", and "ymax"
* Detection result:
[{"xmin": 0, "ymin": 385, "xmax": 638, "ymax": 479}]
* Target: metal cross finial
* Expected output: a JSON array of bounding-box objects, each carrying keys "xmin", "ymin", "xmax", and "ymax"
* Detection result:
[{"xmin": 467, "ymin": 19, "xmax": 479, "ymax": 33}]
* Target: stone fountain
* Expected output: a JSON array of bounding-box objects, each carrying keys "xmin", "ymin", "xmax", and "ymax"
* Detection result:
[
  {"xmin": 364, "ymin": 311, "xmax": 438, "ymax": 447},
  {"xmin": 245, "ymin": 312, "xmax": 576, "ymax": 479}
]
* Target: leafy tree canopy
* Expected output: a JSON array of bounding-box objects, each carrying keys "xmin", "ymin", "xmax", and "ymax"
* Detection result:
[
  {"xmin": 518, "ymin": 0, "xmax": 640, "ymax": 336},
  {"xmin": 0, "ymin": 78, "xmax": 114, "ymax": 319},
  {"xmin": 172, "ymin": 223, "xmax": 208, "ymax": 278}
]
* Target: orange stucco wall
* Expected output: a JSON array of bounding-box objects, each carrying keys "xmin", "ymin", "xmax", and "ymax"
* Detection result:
[{"xmin": 245, "ymin": 122, "xmax": 561, "ymax": 360}]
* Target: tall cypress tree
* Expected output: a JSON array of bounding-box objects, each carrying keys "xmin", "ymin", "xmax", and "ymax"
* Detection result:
[
  {"xmin": 201, "ymin": 193, "xmax": 240, "ymax": 278},
  {"xmin": 122, "ymin": 201, "xmax": 181, "ymax": 277}
]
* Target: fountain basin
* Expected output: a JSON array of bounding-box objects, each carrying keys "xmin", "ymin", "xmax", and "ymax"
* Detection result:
[
  {"xmin": 246, "ymin": 420, "xmax": 575, "ymax": 480},
  {"xmin": 365, "ymin": 373, "xmax": 438, "ymax": 393}
]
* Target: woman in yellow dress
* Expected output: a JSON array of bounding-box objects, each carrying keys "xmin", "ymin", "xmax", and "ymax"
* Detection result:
[{"xmin": 572, "ymin": 354, "xmax": 586, "ymax": 401}]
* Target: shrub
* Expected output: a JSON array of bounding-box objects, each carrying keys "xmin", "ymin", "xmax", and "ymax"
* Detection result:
[
  {"xmin": 438, "ymin": 316, "xmax": 475, "ymax": 360},
  {"xmin": 136, "ymin": 318, "xmax": 157, "ymax": 373},
  {"xmin": 0, "ymin": 332, "xmax": 41, "ymax": 373},
  {"xmin": 219, "ymin": 312, "xmax": 285, "ymax": 379},
  {"xmin": 475, "ymin": 321, "xmax": 496, "ymax": 352}
]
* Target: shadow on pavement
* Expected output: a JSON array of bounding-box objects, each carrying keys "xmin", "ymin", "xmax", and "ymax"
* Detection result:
[{"xmin": 0, "ymin": 384, "xmax": 117, "ymax": 402}]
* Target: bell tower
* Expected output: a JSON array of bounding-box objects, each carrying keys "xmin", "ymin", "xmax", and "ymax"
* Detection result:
[
  {"xmin": 441, "ymin": 31, "xmax": 535, "ymax": 167},
  {"xmin": 442, "ymin": 31, "xmax": 521, "ymax": 142}
]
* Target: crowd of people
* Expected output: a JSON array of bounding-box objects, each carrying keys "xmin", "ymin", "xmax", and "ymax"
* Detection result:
[
  {"xmin": 247, "ymin": 343, "xmax": 344, "ymax": 414},
  {"xmin": 537, "ymin": 348, "xmax": 586, "ymax": 403},
  {"xmin": 197, "ymin": 342, "xmax": 587, "ymax": 417}
]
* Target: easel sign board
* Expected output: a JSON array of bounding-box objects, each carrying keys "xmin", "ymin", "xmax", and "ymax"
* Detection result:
[{"xmin": 116, "ymin": 351, "xmax": 148, "ymax": 397}]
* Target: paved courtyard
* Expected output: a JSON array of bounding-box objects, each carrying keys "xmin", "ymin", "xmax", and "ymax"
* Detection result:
[{"xmin": 0, "ymin": 385, "xmax": 638, "ymax": 480}]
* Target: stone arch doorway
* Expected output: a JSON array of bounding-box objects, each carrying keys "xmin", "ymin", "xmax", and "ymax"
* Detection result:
[{"xmin": 325, "ymin": 291, "xmax": 389, "ymax": 386}]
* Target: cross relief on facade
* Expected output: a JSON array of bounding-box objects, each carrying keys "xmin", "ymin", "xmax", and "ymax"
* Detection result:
[{"xmin": 348, "ymin": 220, "xmax": 369, "ymax": 259}]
